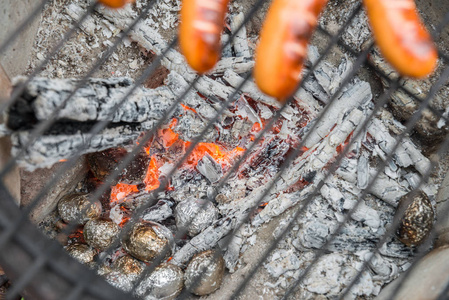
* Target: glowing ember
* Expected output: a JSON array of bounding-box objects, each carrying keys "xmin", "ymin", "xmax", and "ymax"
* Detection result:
[
  {"xmin": 252, "ymin": 122, "xmax": 262, "ymax": 132},
  {"xmin": 111, "ymin": 183, "xmax": 139, "ymax": 204},
  {"xmin": 186, "ymin": 142, "xmax": 244, "ymax": 167},
  {"xmin": 118, "ymin": 216, "xmax": 130, "ymax": 227},
  {"xmin": 180, "ymin": 103, "xmax": 197, "ymax": 114},
  {"xmin": 68, "ymin": 228, "xmax": 85, "ymax": 243},
  {"xmin": 336, "ymin": 130, "xmax": 354, "ymax": 154},
  {"xmin": 160, "ymin": 128, "xmax": 179, "ymax": 148},
  {"xmin": 144, "ymin": 156, "xmax": 161, "ymax": 191},
  {"xmin": 110, "ymin": 118, "xmax": 245, "ymax": 206}
]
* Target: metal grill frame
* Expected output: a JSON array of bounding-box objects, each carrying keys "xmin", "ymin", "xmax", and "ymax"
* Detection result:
[{"xmin": 0, "ymin": 1, "xmax": 449, "ymax": 299}]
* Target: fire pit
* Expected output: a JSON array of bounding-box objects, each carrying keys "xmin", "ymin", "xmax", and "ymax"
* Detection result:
[{"xmin": 1, "ymin": 0, "xmax": 449, "ymax": 299}]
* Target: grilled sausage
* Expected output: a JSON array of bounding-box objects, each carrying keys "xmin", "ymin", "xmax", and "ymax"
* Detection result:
[
  {"xmin": 179, "ymin": 0, "xmax": 230, "ymax": 74},
  {"xmin": 98, "ymin": 0, "xmax": 134, "ymax": 9},
  {"xmin": 254, "ymin": 0, "xmax": 328, "ymax": 102},
  {"xmin": 363, "ymin": 0, "xmax": 437, "ymax": 78}
]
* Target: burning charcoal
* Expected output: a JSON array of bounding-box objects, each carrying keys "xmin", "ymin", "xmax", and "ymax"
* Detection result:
[
  {"xmin": 65, "ymin": 243, "xmax": 96, "ymax": 265},
  {"xmin": 105, "ymin": 256, "xmax": 143, "ymax": 292},
  {"xmin": 134, "ymin": 263, "xmax": 184, "ymax": 300},
  {"xmin": 196, "ymin": 153, "xmax": 223, "ymax": 184},
  {"xmin": 57, "ymin": 193, "xmax": 102, "ymax": 225},
  {"xmin": 185, "ymin": 249, "xmax": 225, "ymax": 296},
  {"xmin": 84, "ymin": 218, "xmax": 120, "ymax": 250},
  {"xmin": 87, "ymin": 148, "xmax": 148, "ymax": 185},
  {"xmin": 396, "ymin": 191, "xmax": 434, "ymax": 247},
  {"xmin": 121, "ymin": 221, "xmax": 174, "ymax": 262},
  {"xmin": 175, "ymin": 198, "xmax": 218, "ymax": 237}
]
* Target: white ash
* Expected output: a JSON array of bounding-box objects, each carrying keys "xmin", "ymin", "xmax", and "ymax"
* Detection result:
[
  {"xmin": 230, "ymin": 12, "xmax": 252, "ymax": 58},
  {"xmin": 137, "ymin": 0, "xmax": 181, "ymax": 31},
  {"xmin": 141, "ymin": 200, "xmax": 174, "ymax": 223},
  {"xmin": 196, "ymin": 153, "xmax": 223, "ymax": 184},
  {"xmin": 319, "ymin": 0, "xmax": 372, "ymax": 52},
  {"xmin": 307, "ymin": 46, "xmax": 354, "ymax": 99},
  {"xmin": 28, "ymin": 0, "xmax": 147, "ymax": 80},
  {"xmin": 110, "ymin": 204, "xmax": 124, "ymax": 225},
  {"xmin": 10, "ymin": 76, "xmax": 174, "ymax": 124},
  {"xmin": 11, "ymin": 122, "xmax": 153, "ymax": 171}
]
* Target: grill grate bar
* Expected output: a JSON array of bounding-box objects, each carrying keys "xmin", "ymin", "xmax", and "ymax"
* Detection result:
[
  {"xmin": 278, "ymin": 15, "xmax": 449, "ymax": 299},
  {"xmin": 389, "ymin": 133, "xmax": 449, "ymax": 299},
  {"xmin": 0, "ymin": 0, "xmax": 269, "ymax": 297},
  {"xmin": 0, "ymin": 1, "xmax": 448, "ymax": 299},
  {"xmin": 95, "ymin": 5, "xmax": 367, "ymax": 296},
  {"xmin": 316, "ymin": 11, "xmax": 449, "ymax": 126},
  {"xmin": 0, "ymin": 1, "xmax": 155, "ymax": 179},
  {"xmin": 0, "ymin": 0, "xmax": 165, "ymax": 252},
  {"xmin": 337, "ymin": 67, "xmax": 449, "ymax": 298},
  {"xmin": 233, "ymin": 11, "xmax": 449, "ymax": 293},
  {"xmin": 6, "ymin": 255, "xmax": 46, "ymax": 300},
  {"xmin": 228, "ymin": 41, "xmax": 375, "ymax": 299},
  {"xmin": 281, "ymin": 77, "xmax": 399, "ymax": 300}
]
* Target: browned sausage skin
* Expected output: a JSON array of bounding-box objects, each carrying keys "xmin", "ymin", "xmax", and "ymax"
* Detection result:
[
  {"xmin": 98, "ymin": 0, "xmax": 134, "ymax": 9},
  {"xmin": 254, "ymin": 0, "xmax": 328, "ymax": 102},
  {"xmin": 363, "ymin": 0, "xmax": 437, "ymax": 78},
  {"xmin": 179, "ymin": 0, "xmax": 231, "ymax": 74}
]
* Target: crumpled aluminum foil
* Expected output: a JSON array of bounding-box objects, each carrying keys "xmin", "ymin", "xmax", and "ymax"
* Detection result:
[
  {"xmin": 84, "ymin": 218, "xmax": 120, "ymax": 250},
  {"xmin": 121, "ymin": 221, "xmax": 174, "ymax": 262},
  {"xmin": 185, "ymin": 249, "xmax": 225, "ymax": 296},
  {"xmin": 65, "ymin": 243, "xmax": 96, "ymax": 264},
  {"xmin": 105, "ymin": 255, "xmax": 144, "ymax": 292},
  {"xmin": 57, "ymin": 193, "xmax": 101, "ymax": 224},
  {"xmin": 134, "ymin": 263, "xmax": 184, "ymax": 300},
  {"xmin": 175, "ymin": 198, "xmax": 218, "ymax": 236}
]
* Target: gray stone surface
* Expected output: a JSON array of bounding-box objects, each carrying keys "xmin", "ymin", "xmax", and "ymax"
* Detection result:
[
  {"xmin": 436, "ymin": 169, "xmax": 449, "ymax": 246},
  {"xmin": 375, "ymin": 246, "xmax": 449, "ymax": 300},
  {"xmin": 20, "ymin": 156, "xmax": 87, "ymax": 223},
  {"xmin": 0, "ymin": 0, "xmax": 42, "ymax": 78},
  {"xmin": 0, "ymin": 0, "xmax": 42, "ymax": 206}
]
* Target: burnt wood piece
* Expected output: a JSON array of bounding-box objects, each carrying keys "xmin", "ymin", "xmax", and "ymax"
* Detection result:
[
  {"xmin": 87, "ymin": 148, "xmax": 149, "ymax": 185},
  {"xmin": 6, "ymin": 76, "xmax": 177, "ymax": 170},
  {"xmin": 7, "ymin": 76, "xmax": 175, "ymax": 128}
]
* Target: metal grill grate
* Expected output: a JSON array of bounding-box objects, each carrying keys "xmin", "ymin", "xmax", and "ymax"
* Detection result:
[{"xmin": 1, "ymin": 0, "xmax": 449, "ymax": 299}]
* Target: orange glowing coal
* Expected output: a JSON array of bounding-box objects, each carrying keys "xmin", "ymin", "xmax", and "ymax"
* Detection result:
[
  {"xmin": 111, "ymin": 183, "xmax": 139, "ymax": 204},
  {"xmin": 180, "ymin": 103, "xmax": 197, "ymax": 114},
  {"xmin": 110, "ymin": 118, "xmax": 245, "ymax": 204},
  {"xmin": 118, "ymin": 216, "xmax": 130, "ymax": 227},
  {"xmin": 185, "ymin": 142, "xmax": 245, "ymax": 167},
  {"xmin": 144, "ymin": 156, "xmax": 160, "ymax": 191},
  {"xmin": 160, "ymin": 127, "xmax": 179, "ymax": 148}
]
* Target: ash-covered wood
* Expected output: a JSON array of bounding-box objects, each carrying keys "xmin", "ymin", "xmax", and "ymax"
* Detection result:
[
  {"xmin": 8, "ymin": 76, "xmax": 175, "ymax": 127},
  {"xmin": 11, "ymin": 121, "xmax": 151, "ymax": 171}
]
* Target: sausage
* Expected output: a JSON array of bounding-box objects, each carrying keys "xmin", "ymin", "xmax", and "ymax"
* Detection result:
[
  {"xmin": 98, "ymin": 0, "xmax": 134, "ymax": 9},
  {"xmin": 254, "ymin": 0, "xmax": 328, "ymax": 102},
  {"xmin": 363, "ymin": 0, "xmax": 437, "ymax": 78},
  {"xmin": 179, "ymin": 0, "xmax": 230, "ymax": 74}
]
